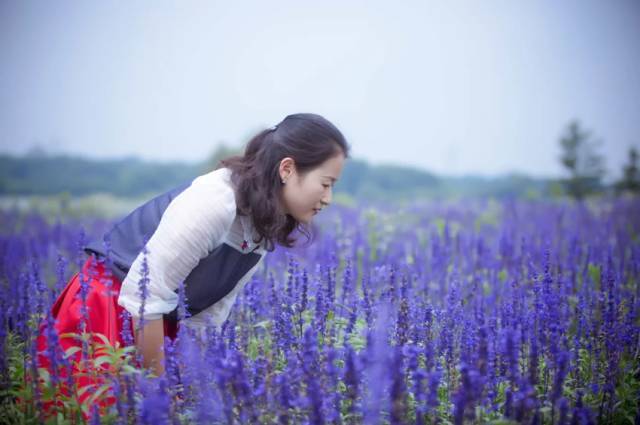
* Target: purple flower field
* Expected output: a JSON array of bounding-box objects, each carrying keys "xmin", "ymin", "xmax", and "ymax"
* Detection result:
[{"xmin": 1, "ymin": 198, "xmax": 639, "ymax": 424}]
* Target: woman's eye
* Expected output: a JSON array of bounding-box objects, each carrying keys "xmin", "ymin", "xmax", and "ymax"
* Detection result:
[{"xmin": 323, "ymin": 184, "xmax": 330, "ymax": 189}]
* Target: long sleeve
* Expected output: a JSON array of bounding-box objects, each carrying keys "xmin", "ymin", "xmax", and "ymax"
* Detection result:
[{"xmin": 117, "ymin": 170, "xmax": 237, "ymax": 320}]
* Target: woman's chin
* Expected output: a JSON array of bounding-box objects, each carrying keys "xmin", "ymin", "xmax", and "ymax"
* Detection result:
[{"xmin": 288, "ymin": 211, "xmax": 315, "ymax": 225}]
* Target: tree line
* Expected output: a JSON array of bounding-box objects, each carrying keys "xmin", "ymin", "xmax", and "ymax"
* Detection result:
[{"xmin": 0, "ymin": 122, "xmax": 637, "ymax": 202}]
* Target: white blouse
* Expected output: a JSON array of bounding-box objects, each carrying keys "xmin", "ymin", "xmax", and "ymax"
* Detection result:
[{"xmin": 117, "ymin": 167, "xmax": 267, "ymax": 331}]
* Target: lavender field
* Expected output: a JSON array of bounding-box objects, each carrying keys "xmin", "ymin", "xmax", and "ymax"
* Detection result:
[{"xmin": 1, "ymin": 197, "xmax": 639, "ymax": 424}]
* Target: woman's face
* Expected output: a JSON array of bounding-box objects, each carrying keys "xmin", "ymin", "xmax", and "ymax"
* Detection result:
[{"xmin": 279, "ymin": 153, "xmax": 345, "ymax": 224}]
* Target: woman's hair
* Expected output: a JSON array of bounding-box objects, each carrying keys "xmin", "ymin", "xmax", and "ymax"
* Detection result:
[{"xmin": 220, "ymin": 113, "xmax": 350, "ymax": 251}]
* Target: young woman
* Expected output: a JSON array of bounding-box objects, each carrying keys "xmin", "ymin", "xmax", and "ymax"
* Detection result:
[{"xmin": 35, "ymin": 112, "xmax": 349, "ymax": 413}]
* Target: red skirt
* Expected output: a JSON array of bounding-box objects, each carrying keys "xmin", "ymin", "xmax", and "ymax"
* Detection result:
[{"xmin": 34, "ymin": 254, "xmax": 178, "ymax": 419}]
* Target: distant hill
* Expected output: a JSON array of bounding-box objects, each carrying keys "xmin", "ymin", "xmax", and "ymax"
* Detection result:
[
  {"xmin": 0, "ymin": 153, "xmax": 202, "ymax": 197},
  {"xmin": 0, "ymin": 152, "xmax": 559, "ymax": 201}
]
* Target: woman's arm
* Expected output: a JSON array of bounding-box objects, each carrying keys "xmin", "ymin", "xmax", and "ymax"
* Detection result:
[
  {"xmin": 132, "ymin": 317, "xmax": 166, "ymax": 376},
  {"xmin": 117, "ymin": 171, "xmax": 237, "ymax": 375},
  {"xmin": 118, "ymin": 172, "xmax": 237, "ymax": 321}
]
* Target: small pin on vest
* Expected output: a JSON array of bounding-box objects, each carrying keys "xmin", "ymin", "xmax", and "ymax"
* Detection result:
[{"xmin": 241, "ymin": 240, "xmax": 248, "ymax": 251}]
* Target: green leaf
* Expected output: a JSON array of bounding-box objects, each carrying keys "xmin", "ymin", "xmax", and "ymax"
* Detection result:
[
  {"xmin": 588, "ymin": 263, "xmax": 601, "ymax": 290},
  {"xmin": 63, "ymin": 346, "xmax": 82, "ymax": 359},
  {"xmin": 347, "ymin": 333, "xmax": 366, "ymax": 351},
  {"xmin": 326, "ymin": 310, "xmax": 335, "ymax": 321},
  {"xmin": 253, "ymin": 320, "xmax": 271, "ymax": 329},
  {"xmin": 122, "ymin": 346, "xmax": 137, "ymax": 354},
  {"xmin": 37, "ymin": 367, "xmax": 51, "ymax": 385},
  {"xmin": 121, "ymin": 365, "xmax": 140, "ymax": 375},
  {"xmin": 77, "ymin": 384, "xmax": 94, "ymax": 398},
  {"xmin": 59, "ymin": 332, "xmax": 83, "ymax": 341},
  {"xmin": 93, "ymin": 332, "xmax": 114, "ymax": 347},
  {"xmin": 93, "ymin": 356, "xmax": 113, "ymax": 367},
  {"xmin": 498, "ymin": 269, "xmax": 508, "ymax": 282},
  {"xmin": 85, "ymin": 382, "xmax": 112, "ymax": 406}
]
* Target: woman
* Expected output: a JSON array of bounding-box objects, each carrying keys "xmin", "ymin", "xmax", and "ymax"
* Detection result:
[{"xmin": 36, "ymin": 112, "xmax": 349, "ymax": 413}]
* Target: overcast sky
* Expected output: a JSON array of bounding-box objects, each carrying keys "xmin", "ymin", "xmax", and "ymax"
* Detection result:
[{"xmin": 1, "ymin": 0, "xmax": 638, "ymax": 178}]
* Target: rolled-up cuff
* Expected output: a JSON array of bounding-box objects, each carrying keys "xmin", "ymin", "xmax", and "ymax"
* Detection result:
[{"xmin": 117, "ymin": 293, "xmax": 177, "ymax": 321}]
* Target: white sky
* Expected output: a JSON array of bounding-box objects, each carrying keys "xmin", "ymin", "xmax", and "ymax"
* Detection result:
[{"xmin": 1, "ymin": 0, "xmax": 638, "ymax": 178}]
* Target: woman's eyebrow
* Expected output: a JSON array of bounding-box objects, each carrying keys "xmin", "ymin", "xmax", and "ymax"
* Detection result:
[{"xmin": 323, "ymin": 176, "xmax": 337, "ymax": 182}]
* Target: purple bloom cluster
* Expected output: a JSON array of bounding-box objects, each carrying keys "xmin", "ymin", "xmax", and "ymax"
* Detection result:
[{"xmin": 1, "ymin": 197, "xmax": 639, "ymax": 423}]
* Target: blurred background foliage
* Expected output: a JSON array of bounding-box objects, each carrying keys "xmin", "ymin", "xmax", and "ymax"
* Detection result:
[{"xmin": 1, "ymin": 119, "xmax": 638, "ymax": 219}]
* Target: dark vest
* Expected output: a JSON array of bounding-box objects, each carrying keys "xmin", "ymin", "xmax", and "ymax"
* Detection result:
[{"xmin": 84, "ymin": 181, "xmax": 261, "ymax": 323}]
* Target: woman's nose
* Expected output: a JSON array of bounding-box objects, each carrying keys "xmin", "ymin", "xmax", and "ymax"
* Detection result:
[{"xmin": 321, "ymin": 189, "xmax": 332, "ymax": 206}]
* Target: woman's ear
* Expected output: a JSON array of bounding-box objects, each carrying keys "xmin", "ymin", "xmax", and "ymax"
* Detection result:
[{"xmin": 278, "ymin": 157, "xmax": 296, "ymax": 182}]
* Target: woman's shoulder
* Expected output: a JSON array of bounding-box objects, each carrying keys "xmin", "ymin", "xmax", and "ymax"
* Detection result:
[
  {"xmin": 160, "ymin": 167, "xmax": 238, "ymax": 231},
  {"xmin": 191, "ymin": 166, "xmax": 233, "ymax": 188},
  {"xmin": 189, "ymin": 167, "xmax": 235, "ymax": 202}
]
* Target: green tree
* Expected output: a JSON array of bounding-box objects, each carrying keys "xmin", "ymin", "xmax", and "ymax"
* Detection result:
[
  {"xmin": 558, "ymin": 120, "xmax": 606, "ymax": 200},
  {"xmin": 614, "ymin": 146, "xmax": 640, "ymax": 195}
]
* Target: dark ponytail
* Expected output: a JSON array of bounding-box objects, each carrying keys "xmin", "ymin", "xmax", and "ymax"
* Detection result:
[{"xmin": 220, "ymin": 113, "xmax": 350, "ymax": 251}]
